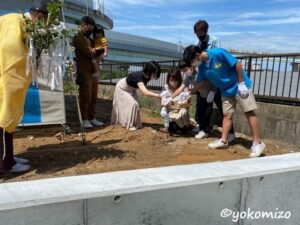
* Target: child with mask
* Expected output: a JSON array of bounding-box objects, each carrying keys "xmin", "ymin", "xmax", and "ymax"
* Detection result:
[
  {"xmin": 160, "ymin": 68, "xmax": 191, "ymax": 133},
  {"xmin": 171, "ymin": 62, "xmax": 216, "ymax": 134}
]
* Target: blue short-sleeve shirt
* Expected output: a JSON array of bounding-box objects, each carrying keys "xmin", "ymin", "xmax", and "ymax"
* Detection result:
[{"xmin": 197, "ymin": 48, "xmax": 252, "ymax": 97}]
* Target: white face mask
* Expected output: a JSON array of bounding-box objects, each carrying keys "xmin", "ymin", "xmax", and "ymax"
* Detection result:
[
  {"xmin": 185, "ymin": 69, "xmax": 193, "ymax": 76},
  {"xmin": 191, "ymin": 60, "xmax": 202, "ymax": 67}
]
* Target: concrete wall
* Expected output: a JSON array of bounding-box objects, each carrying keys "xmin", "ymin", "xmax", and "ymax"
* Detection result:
[
  {"xmin": 1, "ymin": 153, "xmax": 300, "ymax": 225},
  {"xmin": 233, "ymin": 102, "xmax": 300, "ymax": 146},
  {"xmin": 98, "ymin": 84, "xmax": 300, "ymax": 146}
]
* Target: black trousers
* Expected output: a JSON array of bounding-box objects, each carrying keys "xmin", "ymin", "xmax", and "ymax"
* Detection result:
[
  {"xmin": 195, "ymin": 91, "xmax": 234, "ymax": 134},
  {"xmin": 0, "ymin": 128, "xmax": 15, "ymax": 172}
]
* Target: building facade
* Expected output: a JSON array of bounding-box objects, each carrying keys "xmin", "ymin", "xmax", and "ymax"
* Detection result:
[{"xmin": 0, "ymin": 0, "xmax": 181, "ymax": 63}]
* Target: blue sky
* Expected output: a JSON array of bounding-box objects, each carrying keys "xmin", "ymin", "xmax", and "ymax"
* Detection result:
[{"xmin": 102, "ymin": 0, "xmax": 300, "ymax": 53}]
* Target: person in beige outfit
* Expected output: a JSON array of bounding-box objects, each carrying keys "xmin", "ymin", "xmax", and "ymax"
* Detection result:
[{"xmin": 111, "ymin": 61, "xmax": 161, "ymax": 130}]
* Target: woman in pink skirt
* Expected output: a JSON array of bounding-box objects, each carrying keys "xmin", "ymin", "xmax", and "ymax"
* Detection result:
[{"xmin": 111, "ymin": 61, "xmax": 161, "ymax": 130}]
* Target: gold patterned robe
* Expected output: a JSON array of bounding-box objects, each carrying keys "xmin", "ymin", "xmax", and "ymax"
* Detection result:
[{"xmin": 0, "ymin": 13, "xmax": 32, "ymax": 133}]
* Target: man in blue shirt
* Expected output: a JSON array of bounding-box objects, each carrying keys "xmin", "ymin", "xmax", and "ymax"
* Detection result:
[{"xmin": 183, "ymin": 45, "xmax": 265, "ymax": 158}]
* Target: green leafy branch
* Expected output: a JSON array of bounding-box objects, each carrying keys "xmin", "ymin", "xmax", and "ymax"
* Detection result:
[{"xmin": 23, "ymin": 0, "xmax": 73, "ymax": 59}]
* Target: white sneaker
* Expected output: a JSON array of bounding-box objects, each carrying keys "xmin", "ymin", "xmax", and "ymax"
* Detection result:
[
  {"xmin": 249, "ymin": 141, "xmax": 265, "ymax": 158},
  {"xmin": 208, "ymin": 139, "xmax": 228, "ymax": 149},
  {"xmin": 10, "ymin": 163, "xmax": 30, "ymax": 173},
  {"xmin": 228, "ymin": 133, "xmax": 236, "ymax": 143},
  {"xmin": 83, "ymin": 120, "xmax": 93, "ymax": 129},
  {"xmin": 14, "ymin": 157, "xmax": 29, "ymax": 164},
  {"xmin": 90, "ymin": 119, "xmax": 104, "ymax": 127},
  {"xmin": 129, "ymin": 127, "xmax": 137, "ymax": 131},
  {"xmin": 195, "ymin": 130, "xmax": 208, "ymax": 139}
]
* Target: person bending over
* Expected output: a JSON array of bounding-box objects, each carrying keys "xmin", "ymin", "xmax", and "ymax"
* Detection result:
[
  {"xmin": 183, "ymin": 45, "xmax": 265, "ymax": 158},
  {"xmin": 111, "ymin": 61, "xmax": 161, "ymax": 130}
]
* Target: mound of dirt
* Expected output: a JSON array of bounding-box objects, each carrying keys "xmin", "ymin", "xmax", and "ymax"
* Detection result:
[{"xmin": 1, "ymin": 97, "xmax": 299, "ymax": 183}]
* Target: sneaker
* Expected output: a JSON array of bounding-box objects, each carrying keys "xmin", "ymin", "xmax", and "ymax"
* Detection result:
[
  {"xmin": 83, "ymin": 120, "xmax": 93, "ymax": 129},
  {"xmin": 129, "ymin": 127, "xmax": 137, "ymax": 131},
  {"xmin": 90, "ymin": 119, "xmax": 104, "ymax": 127},
  {"xmin": 195, "ymin": 130, "xmax": 208, "ymax": 139},
  {"xmin": 10, "ymin": 163, "xmax": 30, "ymax": 173},
  {"xmin": 249, "ymin": 141, "xmax": 265, "ymax": 158},
  {"xmin": 228, "ymin": 133, "xmax": 236, "ymax": 143},
  {"xmin": 14, "ymin": 157, "xmax": 29, "ymax": 164},
  {"xmin": 159, "ymin": 127, "xmax": 169, "ymax": 133},
  {"xmin": 208, "ymin": 139, "xmax": 228, "ymax": 149}
]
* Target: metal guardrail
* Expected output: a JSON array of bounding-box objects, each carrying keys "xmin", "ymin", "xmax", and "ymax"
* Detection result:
[
  {"xmin": 100, "ymin": 60, "xmax": 180, "ymax": 90},
  {"xmin": 100, "ymin": 53, "xmax": 300, "ymax": 106},
  {"xmin": 237, "ymin": 53, "xmax": 300, "ymax": 106}
]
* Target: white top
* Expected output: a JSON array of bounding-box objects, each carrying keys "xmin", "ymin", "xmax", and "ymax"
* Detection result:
[{"xmin": 198, "ymin": 35, "xmax": 221, "ymax": 49}]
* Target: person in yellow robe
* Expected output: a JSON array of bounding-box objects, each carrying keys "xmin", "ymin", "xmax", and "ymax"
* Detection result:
[{"xmin": 0, "ymin": 0, "xmax": 49, "ymax": 173}]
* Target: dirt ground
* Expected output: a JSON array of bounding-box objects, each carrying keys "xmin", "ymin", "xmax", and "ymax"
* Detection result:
[{"xmin": 1, "ymin": 96, "xmax": 299, "ymax": 183}]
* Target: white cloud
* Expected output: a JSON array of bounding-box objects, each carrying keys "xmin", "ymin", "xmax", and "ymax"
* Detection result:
[
  {"xmin": 172, "ymin": 12, "xmax": 209, "ymax": 21},
  {"xmin": 213, "ymin": 31, "xmax": 243, "ymax": 36},
  {"xmin": 269, "ymin": 0, "xmax": 300, "ymax": 3},
  {"xmin": 226, "ymin": 16, "xmax": 300, "ymax": 26},
  {"xmin": 221, "ymin": 32, "xmax": 300, "ymax": 53},
  {"xmin": 238, "ymin": 12, "xmax": 266, "ymax": 19},
  {"xmin": 103, "ymin": 0, "xmax": 168, "ymax": 7},
  {"xmin": 226, "ymin": 8, "xmax": 300, "ymax": 26},
  {"xmin": 103, "ymin": 0, "xmax": 300, "ymax": 53},
  {"xmin": 116, "ymin": 25, "xmax": 180, "ymax": 30}
]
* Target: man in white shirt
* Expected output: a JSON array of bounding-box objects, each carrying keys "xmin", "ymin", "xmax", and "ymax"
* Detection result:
[{"xmin": 193, "ymin": 19, "xmax": 235, "ymax": 141}]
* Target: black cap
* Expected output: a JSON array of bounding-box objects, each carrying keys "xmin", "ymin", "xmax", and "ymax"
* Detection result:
[
  {"xmin": 30, "ymin": 0, "xmax": 50, "ymax": 14},
  {"xmin": 81, "ymin": 16, "xmax": 96, "ymax": 26}
]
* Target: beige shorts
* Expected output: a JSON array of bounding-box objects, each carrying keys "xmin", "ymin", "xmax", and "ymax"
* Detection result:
[{"xmin": 222, "ymin": 91, "xmax": 257, "ymax": 114}]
